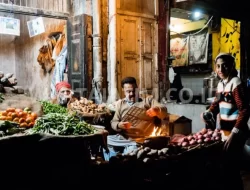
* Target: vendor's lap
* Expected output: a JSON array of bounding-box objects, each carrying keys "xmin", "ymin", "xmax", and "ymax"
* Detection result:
[{"xmin": 103, "ymin": 134, "xmax": 138, "ymax": 161}]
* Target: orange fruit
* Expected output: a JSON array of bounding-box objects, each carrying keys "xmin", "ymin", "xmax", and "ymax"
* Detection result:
[
  {"xmin": 6, "ymin": 116, "xmax": 12, "ymax": 121},
  {"xmin": 19, "ymin": 118, "xmax": 25, "ymax": 123},
  {"xmin": 11, "ymin": 112, "xmax": 17, "ymax": 119},
  {"xmin": 15, "ymin": 108, "xmax": 22, "ymax": 113},
  {"xmin": 22, "ymin": 111, "xmax": 28, "ymax": 118},
  {"xmin": 1, "ymin": 111, "xmax": 7, "ymax": 116},
  {"xmin": 25, "ymin": 117, "xmax": 34, "ymax": 124},
  {"xmin": 6, "ymin": 108, "xmax": 16, "ymax": 112},
  {"xmin": 0, "ymin": 116, "xmax": 7, "ymax": 120},
  {"xmin": 17, "ymin": 111, "xmax": 24, "ymax": 118},
  {"xmin": 20, "ymin": 122, "xmax": 28, "ymax": 128},
  {"xmin": 28, "ymin": 122, "xmax": 34, "ymax": 128},
  {"xmin": 13, "ymin": 117, "xmax": 19, "ymax": 123},
  {"xmin": 31, "ymin": 112, "xmax": 38, "ymax": 119}
]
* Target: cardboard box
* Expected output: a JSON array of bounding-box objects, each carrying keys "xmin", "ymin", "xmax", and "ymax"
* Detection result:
[{"xmin": 167, "ymin": 114, "xmax": 192, "ymax": 136}]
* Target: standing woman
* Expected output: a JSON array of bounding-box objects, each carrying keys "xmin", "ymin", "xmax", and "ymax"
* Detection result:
[{"xmin": 202, "ymin": 52, "xmax": 249, "ymax": 190}]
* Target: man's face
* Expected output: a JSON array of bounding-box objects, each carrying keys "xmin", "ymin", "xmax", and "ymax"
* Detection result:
[
  {"xmin": 59, "ymin": 87, "xmax": 72, "ymax": 96},
  {"xmin": 57, "ymin": 87, "xmax": 72, "ymax": 106},
  {"xmin": 123, "ymin": 83, "xmax": 138, "ymax": 103}
]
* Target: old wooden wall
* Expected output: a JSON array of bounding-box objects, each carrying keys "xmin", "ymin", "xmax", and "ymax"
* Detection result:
[
  {"xmin": 73, "ymin": 0, "xmax": 92, "ymax": 16},
  {"xmin": 0, "ymin": 16, "xmax": 66, "ymax": 100},
  {"xmin": 118, "ymin": 0, "xmax": 155, "ymax": 14},
  {"xmin": 72, "ymin": 0, "xmax": 108, "ymax": 98},
  {"xmin": 0, "ymin": 0, "xmax": 68, "ymax": 100},
  {"xmin": 0, "ymin": 19, "xmax": 16, "ymax": 74},
  {"xmin": 14, "ymin": 15, "xmax": 66, "ymax": 100}
]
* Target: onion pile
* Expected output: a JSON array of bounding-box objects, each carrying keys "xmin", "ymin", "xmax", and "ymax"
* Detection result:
[{"xmin": 178, "ymin": 128, "xmax": 222, "ymax": 147}]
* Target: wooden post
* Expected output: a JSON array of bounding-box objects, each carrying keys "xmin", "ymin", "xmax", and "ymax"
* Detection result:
[
  {"xmin": 92, "ymin": 0, "xmax": 103, "ymax": 104},
  {"xmin": 108, "ymin": 0, "xmax": 118, "ymax": 103}
]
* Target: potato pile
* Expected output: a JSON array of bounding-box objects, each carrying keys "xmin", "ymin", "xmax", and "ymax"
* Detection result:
[
  {"xmin": 177, "ymin": 128, "xmax": 222, "ymax": 147},
  {"xmin": 114, "ymin": 143, "xmax": 183, "ymax": 164},
  {"xmin": 69, "ymin": 97, "xmax": 106, "ymax": 115},
  {"xmin": 126, "ymin": 146, "xmax": 171, "ymax": 163},
  {"xmin": 111, "ymin": 129, "xmax": 223, "ymax": 164},
  {"xmin": 0, "ymin": 107, "xmax": 38, "ymax": 128}
]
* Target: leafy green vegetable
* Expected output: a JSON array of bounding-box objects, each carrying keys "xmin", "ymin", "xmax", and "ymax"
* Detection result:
[
  {"xmin": 0, "ymin": 120, "xmax": 19, "ymax": 131},
  {"xmin": 40, "ymin": 100, "xmax": 68, "ymax": 114},
  {"xmin": 27, "ymin": 113, "xmax": 97, "ymax": 136},
  {"xmin": 0, "ymin": 93, "xmax": 4, "ymax": 103},
  {"xmin": 0, "ymin": 120, "xmax": 24, "ymax": 136}
]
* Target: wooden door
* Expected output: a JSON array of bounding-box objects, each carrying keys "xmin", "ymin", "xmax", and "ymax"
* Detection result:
[
  {"xmin": 141, "ymin": 18, "xmax": 154, "ymax": 95},
  {"xmin": 118, "ymin": 15, "xmax": 155, "ymax": 98},
  {"xmin": 118, "ymin": 15, "xmax": 140, "ymax": 98},
  {"xmin": 67, "ymin": 14, "xmax": 88, "ymax": 98}
]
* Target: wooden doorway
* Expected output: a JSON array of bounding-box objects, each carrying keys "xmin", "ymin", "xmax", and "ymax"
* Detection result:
[{"xmin": 117, "ymin": 15, "xmax": 155, "ymax": 99}]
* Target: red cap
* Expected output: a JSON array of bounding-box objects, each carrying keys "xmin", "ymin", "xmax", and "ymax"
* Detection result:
[{"xmin": 55, "ymin": 81, "xmax": 71, "ymax": 92}]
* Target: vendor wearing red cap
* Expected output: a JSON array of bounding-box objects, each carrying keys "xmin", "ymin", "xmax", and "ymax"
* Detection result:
[{"xmin": 53, "ymin": 81, "xmax": 74, "ymax": 107}]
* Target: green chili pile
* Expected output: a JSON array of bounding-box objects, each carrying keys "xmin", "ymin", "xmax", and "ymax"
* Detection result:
[{"xmin": 27, "ymin": 113, "xmax": 97, "ymax": 136}]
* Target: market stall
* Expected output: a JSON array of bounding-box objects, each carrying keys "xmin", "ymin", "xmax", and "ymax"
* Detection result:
[{"xmin": 0, "ymin": 92, "xmax": 229, "ymax": 190}]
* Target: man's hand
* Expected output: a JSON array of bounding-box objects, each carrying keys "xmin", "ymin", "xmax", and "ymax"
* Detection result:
[
  {"xmin": 146, "ymin": 106, "xmax": 160, "ymax": 117},
  {"xmin": 118, "ymin": 121, "xmax": 131, "ymax": 130}
]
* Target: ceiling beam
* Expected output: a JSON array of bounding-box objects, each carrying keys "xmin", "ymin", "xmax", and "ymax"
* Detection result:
[
  {"xmin": 0, "ymin": 3, "xmax": 69, "ymax": 19},
  {"xmin": 173, "ymin": 0, "xmax": 248, "ymax": 21},
  {"xmin": 171, "ymin": 8, "xmax": 192, "ymax": 20}
]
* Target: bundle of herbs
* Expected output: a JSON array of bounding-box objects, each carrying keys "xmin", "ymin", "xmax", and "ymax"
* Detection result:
[
  {"xmin": 40, "ymin": 100, "xmax": 68, "ymax": 114},
  {"xmin": 27, "ymin": 113, "xmax": 97, "ymax": 136},
  {"xmin": 0, "ymin": 93, "xmax": 4, "ymax": 103}
]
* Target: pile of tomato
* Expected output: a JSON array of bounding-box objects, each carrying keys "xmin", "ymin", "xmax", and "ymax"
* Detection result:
[{"xmin": 0, "ymin": 107, "xmax": 38, "ymax": 128}]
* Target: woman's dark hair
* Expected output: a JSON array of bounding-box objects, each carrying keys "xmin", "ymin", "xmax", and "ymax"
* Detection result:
[
  {"xmin": 121, "ymin": 77, "xmax": 137, "ymax": 87},
  {"xmin": 215, "ymin": 53, "xmax": 238, "ymax": 79}
]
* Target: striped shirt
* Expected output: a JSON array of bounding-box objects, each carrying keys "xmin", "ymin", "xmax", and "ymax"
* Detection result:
[{"xmin": 209, "ymin": 77, "xmax": 249, "ymax": 131}]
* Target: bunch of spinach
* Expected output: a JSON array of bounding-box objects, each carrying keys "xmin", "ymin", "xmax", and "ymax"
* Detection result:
[{"xmin": 28, "ymin": 113, "xmax": 96, "ymax": 136}]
